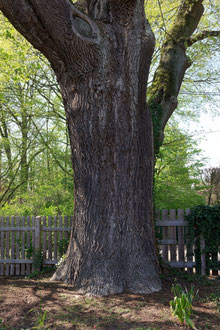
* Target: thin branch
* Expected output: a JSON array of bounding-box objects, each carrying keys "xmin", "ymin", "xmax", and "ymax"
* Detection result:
[
  {"xmin": 31, "ymin": 119, "xmax": 73, "ymax": 177},
  {"xmin": 186, "ymin": 30, "xmax": 220, "ymax": 47},
  {"xmin": 157, "ymin": 0, "xmax": 167, "ymax": 37},
  {"xmin": 0, "ymin": 160, "xmax": 21, "ymax": 204}
]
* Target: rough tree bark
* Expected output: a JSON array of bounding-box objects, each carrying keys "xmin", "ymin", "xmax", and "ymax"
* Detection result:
[
  {"xmin": 1, "ymin": 0, "xmax": 219, "ymax": 295},
  {"xmin": 0, "ymin": 0, "xmax": 161, "ymax": 295}
]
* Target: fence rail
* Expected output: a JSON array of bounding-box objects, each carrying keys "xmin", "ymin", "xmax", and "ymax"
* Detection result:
[{"xmin": 0, "ymin": 210, "xmax": 219, "ymax": 276}]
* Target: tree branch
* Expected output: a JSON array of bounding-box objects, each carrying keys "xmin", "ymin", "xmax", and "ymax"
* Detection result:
[
  {"xmin": 0, "ymin": 0, "xmax": 100, "ymax": 76},
  {"xmin": 186, "ymin": 30, "xmax": 220, "ymax": 47},
  {"xmin": 148, "ymin": 0, "xmax": 205, "ymax": 155}
]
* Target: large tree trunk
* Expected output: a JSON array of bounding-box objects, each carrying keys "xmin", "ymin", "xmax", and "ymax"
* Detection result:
[
  {"xmin": 0, "ymin": 0, "xmax": 161, "ymax": 295},
  {"xmin": 52, "ymin": 2, "xmax": 161, "ymax": 296}
]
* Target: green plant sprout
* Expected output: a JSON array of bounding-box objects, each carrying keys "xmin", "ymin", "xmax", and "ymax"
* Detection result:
[
  {"xmin": 170, "ymin": 280, "xmax": 198, "ymax": 329},
  {"xmin": 29, "ymin": 299, "xmax": 48, "ymax": 330}
]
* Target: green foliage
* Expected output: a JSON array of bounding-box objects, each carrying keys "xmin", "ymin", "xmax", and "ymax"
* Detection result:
[
  {"xmin": 33, "ymin": 249, "xmax": 43, "ymax": 272},
  {"xmin": 186, "ymin": 204, "xmax": 220, "ymax": 274},
  {"xmin": 58, "ymin": 239, "xmax": 69, "ymax": 256},
  {"xmin": 161, "ymin": 268, "xmax": 212, "ymax": 286},
  {"xmin": 28, "ymin": 270, "xmax": 41, "ymax": 279},
  {"xmin": 0, "ymin": 319, "xmax": 7, "ymax": 330},
  {"xmin": 0, "ymin": 177, "xmax": 73, "ymax": 216},
  {"xmin": 170, "ymin": 280, "xmax": 198, "ymax": 329},
  {"xmin": 29, "ymin": 300, "xmax": 48, "ymax": 330},
  {"xmin": 28, "ymin": 266, "xmax": 56, "ymax": 279},
  {"xmin": 154, "ymin": 123, "xmax": 206, "ymax": 209},
  {"xmin": 26, "ymin": 246, "xmax": 34, "ymax": 259},
  {"xmin": 0, "ymin": 14, "xmax": 73, "ymax": 215}
]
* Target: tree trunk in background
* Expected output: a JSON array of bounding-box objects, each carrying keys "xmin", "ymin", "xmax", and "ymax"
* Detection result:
[{"xmin": 20, "ymin": 111, "xmax": 29, "ymax": 193}]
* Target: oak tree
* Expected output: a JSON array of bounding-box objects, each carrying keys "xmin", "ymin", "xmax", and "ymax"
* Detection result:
[{"xmin": 0, "ymin": 0, "xmax": 219, "ymax": 295}]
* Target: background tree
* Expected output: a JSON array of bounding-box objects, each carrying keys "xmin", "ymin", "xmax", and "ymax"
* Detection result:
[
  {"xmin": 0, "ymin": 0, "xmax": 219, "ymax": 296},
  {"xmin": 154, "ymin": 122, "xmax": 206, "ymax": 209},
  {"xmin": 202, "ymin": 167, "xmax": 220, "ymax": 205},
  {"xmin": 0, "ymin": 16, "xmax": 73, "ymax": 214}
]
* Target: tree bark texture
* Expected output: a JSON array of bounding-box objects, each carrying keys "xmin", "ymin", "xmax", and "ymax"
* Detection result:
[{"xmin": 0, "ymin": 0, "xmax": 161, "ymax": 295}]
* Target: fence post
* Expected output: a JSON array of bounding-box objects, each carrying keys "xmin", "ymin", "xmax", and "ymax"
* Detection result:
[
  {"xmin": 35, "ymin": 216, "xmax": 41, "ymax": 250},
  {"xmin": 200, "ymin": 236, "xmax": 206, "ymax": 276},
  {"xmin": 33, "ymin": 216, "xmax": 42, "ymax": 272}
]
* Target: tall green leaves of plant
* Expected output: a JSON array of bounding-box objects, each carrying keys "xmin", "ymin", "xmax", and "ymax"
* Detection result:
[
  {"xmin": 154, "ymin": 122, "xmax": 206, "ymax": 209},
  {"xmin": 170, "ymin": 280, "xmax": 198, "ymax": 329}
]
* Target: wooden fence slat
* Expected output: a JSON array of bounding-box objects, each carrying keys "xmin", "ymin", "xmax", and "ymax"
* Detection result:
[
  {"xmin": 32, "ymin": 216, "xmax": 35, "ymax": 251},
  {"xmin": 162, "ymin": 209, "xmax": 168, "ymax": 262},
  {"xmin": 59, "ymin": 216, "xmax": 63, "ymax": 258},
  {"xmin": 54, "ymin": 216, "xmax": 58, "ymax": 260},
  {"xmin": 64, "ymin": 216, "xmax": 69, "ymax": 241},
  {"xmin": 26, "ymin": 216, "xmax": 31, "ymax": 275},
  {"xmin": 169, "ymin": 209, "xmax": 177, "ymax": 262},
  {"xmin": 33, "ymin": 216, "xmax": 41, "ymax": 272},
  {"xmin": 16, "ymin": 216, "xmax": 20, "ymax": 275},
  {"xmin": 48, "ymin": 216, "xmax": 52, "ymax": 260},
  {"xmin": 0, "ymin": 217, "xmax": 4, "ymax": 275},
  {"xmin": 186, "ymin": 208, "xmax": 193, "ymax": 274},
  {"xmin": 21, "ymin": 216, "xmax": 25, "ymax": 275},
  {"xmin": 35, "ymin": 216, "xmax": 41, "ymax": 250},
  {"xmin": 10, "ymin": 217, "xmax": 15, "ymax": 275},
  {"xmin": 200, "ymin": 237, "xmax": 206, "ymax": 276},
  {"xmin": 178, "ymin": 209, "xmax": 185, "ymax": 271},
  {"xmin": 5, "ymin": 217, "xmax": 10, "ymax": 275},
  {"xmin": 42, "ymin": 216, "xmax": 47, "ymax": 260}
]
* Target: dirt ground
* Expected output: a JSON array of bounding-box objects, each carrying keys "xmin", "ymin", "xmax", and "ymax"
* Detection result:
[{"xmin": 0, "ymin": 271, "xmax": 219, "ymax": 329}]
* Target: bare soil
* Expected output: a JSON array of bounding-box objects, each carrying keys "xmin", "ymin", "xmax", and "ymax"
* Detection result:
[{"xmin": 0, "ymin": 271, "xmax": 219, "ymax": 329}]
